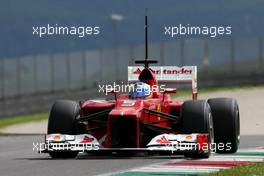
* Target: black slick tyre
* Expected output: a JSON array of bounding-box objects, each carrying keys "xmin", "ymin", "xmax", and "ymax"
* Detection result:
[{"xmin": 47, "ymin": 100, "xmax": 80, "ymax": 158}]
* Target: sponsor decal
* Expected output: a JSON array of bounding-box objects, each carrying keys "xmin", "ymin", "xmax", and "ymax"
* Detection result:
[
  {"xmin": 53, "ymin": 135, "xmax": 61, "ymax": 141},
  {"xmin": 80, "ymin": 136, "xmax": 94, "ymax": 143},
  {"xmin": 157, "ymin": 104, "xmax": 161, "ymax": 120},
  {"xmin": 122, "ymin": 100, "xmax": 135, "ymax": 106},
  {"xmin": 133, "ymin": 68, "xmax": 142, "ymax": 74},
  {"xmin": 149, "ymin": 104, "xmax": 155, "ymax": 110},
  {"xmin": 128, "ymin": 66, "xmax": 197, "ymax": 82},
  {"xmin": 185, "ymin": 135, "xmax": 193, "ymax": 140},
  {"xmin": 156, "ymin": 136, "xmax": 172, "ymax": 144},
  {"xmin": 132, "ymin": 67, "xmax": 192, "ymax": 75}
]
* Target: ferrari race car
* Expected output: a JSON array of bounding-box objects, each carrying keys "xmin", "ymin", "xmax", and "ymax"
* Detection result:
[
  {"xmin": 40, "ymin": 62, "xmax": 240, "ymax": 159},
  {"xmin": 39, "ymin": 15, "xmax": 240, "ymax": 159}
]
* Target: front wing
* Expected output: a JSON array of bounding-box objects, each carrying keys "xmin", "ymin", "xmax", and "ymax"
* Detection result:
[{"xmin": 38, "ymin": 133, "xmax": 209, "ymax": 154}]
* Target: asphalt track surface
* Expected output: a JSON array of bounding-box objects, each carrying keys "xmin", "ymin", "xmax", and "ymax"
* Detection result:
[
  {"xmin": 1, "ymin": 88, "xmax": 264, "ymax": 175},
  {"xmin": 0, "ymin": 135, "xmax": 263, "ymax": 176}
]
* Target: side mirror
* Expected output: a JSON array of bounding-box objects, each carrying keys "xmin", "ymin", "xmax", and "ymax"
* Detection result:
[
  {"xmin": 163, "ymin": 88, "xmax": 177, "ymax": 94},
  {"xmin": 162, "ymin": 88, "xmax": 177, "ymax": 102}
]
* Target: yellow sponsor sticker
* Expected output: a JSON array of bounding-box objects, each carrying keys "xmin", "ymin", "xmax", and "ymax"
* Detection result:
[{"xmin": 157, "ymin": 104, "xmax": 161, "ymax": 120}]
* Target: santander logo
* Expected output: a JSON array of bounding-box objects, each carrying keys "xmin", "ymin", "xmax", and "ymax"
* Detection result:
[
  {"xmin": 133, "ymin": 68, "xmax": 142, "ymax": 74},
  {"xmin": 156, "ymin": 136, "xmax": 172, "ymax": 144},
  {"xmin": 80, "ymin": 136, "xmax": 94, "ymax": 143},
  {"xmin": 132, "ymin": 68, "xmax": 192, "ymax": 75}
]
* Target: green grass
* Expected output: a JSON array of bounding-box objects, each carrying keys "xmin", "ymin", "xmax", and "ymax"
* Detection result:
[
  {"xmin": 114, "ymin": 163, "xmax": 264, "ymax": 176},
  {"xmin": 204, "ymin": 162, "xmax": 264, "ymax": 176},
  {"xmin": 0, "ymin": 112, "xmax": 48, "ymax": 129}
]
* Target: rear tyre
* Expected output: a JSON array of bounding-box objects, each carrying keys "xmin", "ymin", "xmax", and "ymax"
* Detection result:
[
  {"xmin": 208, "ymin": 98, "xmax": 240, "ymax": 153},
  {"xmin": 48, "ymin": 100, "xmax": 80, "ymax": 158},
  {"xmin": 181, "ymin": 100, "xmax": 214, "ymax": 159}
]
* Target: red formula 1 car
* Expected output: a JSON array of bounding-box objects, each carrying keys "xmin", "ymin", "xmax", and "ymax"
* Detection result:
[{"xmin": 40, "ymin": 15, "xmax": 240, "ymax": 159}]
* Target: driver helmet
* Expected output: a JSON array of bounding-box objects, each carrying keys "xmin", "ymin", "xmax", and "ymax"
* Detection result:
[{"xmin": 130, "ymin": 82, "xmax": 152, "ymax": 99}]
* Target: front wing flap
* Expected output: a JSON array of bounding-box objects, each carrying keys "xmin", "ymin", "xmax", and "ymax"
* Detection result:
[{"xmin": 39, "ymin": 134, "xmax": 100, "ymax": 153}]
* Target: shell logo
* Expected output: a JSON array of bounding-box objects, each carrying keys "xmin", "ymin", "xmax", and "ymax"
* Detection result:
[
  {"xmin": 185, "ymin": 135, "xmax": 193, "ymax": 140},
  {"xmin": 53, "ymin": 135, "xmax": 61, "ymax": 141}
]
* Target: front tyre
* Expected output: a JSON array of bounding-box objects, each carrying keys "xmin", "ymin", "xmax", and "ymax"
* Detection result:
[
  {"xmin": 181, "ymin": 100, "xmax": 214, "ymax": 159},
  {"xmin": 47, "ymin": 100, "xmax": 80, "ymax": 158},
  {"xmin": 208, "ymin": 98, "xmax": 240, "ymax": 153}
]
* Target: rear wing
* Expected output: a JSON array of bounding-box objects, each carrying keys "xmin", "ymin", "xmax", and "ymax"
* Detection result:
[{"xmin": 128, "ymin": 66, "xmax": 198, "ymax": 99}]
